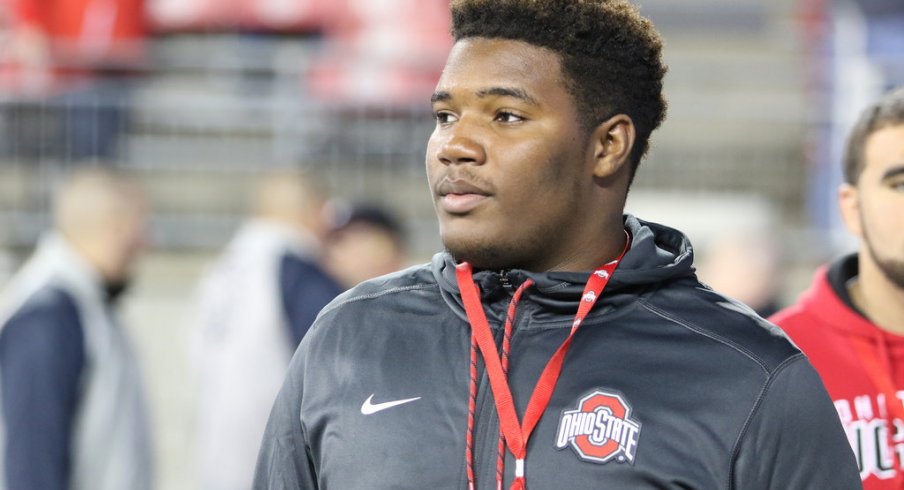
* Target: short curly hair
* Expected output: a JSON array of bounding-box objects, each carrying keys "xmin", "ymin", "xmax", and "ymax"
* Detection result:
[
  {"xmin": 450, "ymin": 0, "xmax": 668, "ymax": 184},
  {"xmin": 844, "ymin": 86, "xmax": 904, "ymax": 185}
]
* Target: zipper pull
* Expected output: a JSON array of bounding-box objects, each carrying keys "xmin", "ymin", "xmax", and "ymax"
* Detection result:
[{"xmin": 499, "ymin": 270, "xmax": 513, "ymax": 292}]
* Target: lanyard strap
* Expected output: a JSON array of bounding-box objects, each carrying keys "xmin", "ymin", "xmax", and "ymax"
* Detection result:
[{"xmin": 455, "ymin": 236, "xmax": 628, "ymax": 489}]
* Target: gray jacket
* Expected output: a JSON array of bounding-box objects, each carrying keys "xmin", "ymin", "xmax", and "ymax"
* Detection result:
[{"xmin": 254, "ymin": 216, "xmax": 862, "ymax": 489}]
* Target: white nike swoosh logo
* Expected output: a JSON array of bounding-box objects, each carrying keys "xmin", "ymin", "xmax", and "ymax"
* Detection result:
[{"xmin": 360, "ymin": 394, "xmax": 421, "ymax": 415}]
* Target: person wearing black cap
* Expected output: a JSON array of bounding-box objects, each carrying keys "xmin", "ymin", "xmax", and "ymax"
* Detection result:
[{"xmin": 324, "ymin": 203, "xmax": 407, "ymax": 289}]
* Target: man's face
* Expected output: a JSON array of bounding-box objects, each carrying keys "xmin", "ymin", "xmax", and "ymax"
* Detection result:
[
  {"xmin": 426, "ymin": 38, "xmax": 599, "ymax": 271},
  {"xmin": 846, "ymin": 124, "xmax": 904, "ymax": 288},
  {"xmin": 326, "ymin": 223, "xmax": 404, "ymax": 288},
  {"xmin": 110, "ymin": 194, "xmax": 149, "ymax": 284}
]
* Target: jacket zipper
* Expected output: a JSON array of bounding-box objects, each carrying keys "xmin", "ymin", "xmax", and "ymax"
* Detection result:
[
  {"xmin": 473, "ymin": 271, "xmax": 519, "ymax": 488},
  {"xmin": 499, "ymin": 270, "xmax": 514, "ymax": 293}
]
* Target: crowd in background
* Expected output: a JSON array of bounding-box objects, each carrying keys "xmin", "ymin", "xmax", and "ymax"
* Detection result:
[
  {"xmin": 0, "ymin": 165, "xmax": 407, "ymax": 489},
  {"xmin": 0, "ymin": 0, "xmax": 452, "ymax": 164}
]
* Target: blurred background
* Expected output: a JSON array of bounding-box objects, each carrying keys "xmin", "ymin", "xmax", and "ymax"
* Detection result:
[{"xmin": 0, "ymin": 0, "xmax": 902, "ymax": 488}]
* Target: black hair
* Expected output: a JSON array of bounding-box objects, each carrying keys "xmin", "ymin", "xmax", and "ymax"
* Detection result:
[
  {"xmin": 450, "ymin": 0, "xmax": 668, "ymax": 185},
  {"xmin": 844, "ymin": 86, "xmax": 904, "ymax": 184}
]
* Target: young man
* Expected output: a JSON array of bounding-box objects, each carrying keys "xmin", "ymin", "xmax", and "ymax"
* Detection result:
[
  {"xmin": 0, "ymin": 168, "xmax": 152, "ymax": 490},
  {"xmin": 770, "ymin": 86, "xmax": 904, "ymax": 488},
  {"xmin": 255, "ymin": 1, "xmax": 861, "ymax": 488}
]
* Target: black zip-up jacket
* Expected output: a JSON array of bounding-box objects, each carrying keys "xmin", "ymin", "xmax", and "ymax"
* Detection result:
[{"xmin": 254, "ymin": 215, "xmax": 862, "ymax": 489}]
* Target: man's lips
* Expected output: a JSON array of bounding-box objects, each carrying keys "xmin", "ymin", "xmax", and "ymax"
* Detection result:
[
  {"xmin": 436, "ymin": 179, "xmax": 492, "ymax": 214},
  {"xmin": 440, "ymin": 193, "xmax": 490, "ymax": 214}
]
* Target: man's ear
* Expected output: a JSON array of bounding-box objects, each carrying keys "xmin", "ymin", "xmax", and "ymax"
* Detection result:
[
  {"xmin": 838, "ymin": 183, "xmax": 863, "ymax": 238},
  {"xmin": 591, "ymin": 114, "xmax": 635, "ymax": 179}
]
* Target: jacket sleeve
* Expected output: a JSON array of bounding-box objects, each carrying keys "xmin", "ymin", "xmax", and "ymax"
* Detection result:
[
  {"xmin": 731, "ymin": 354, "xmax": 863, "ymax": 489},
  {"xmin": 253, "ymin": 335, "xmax": 318, "ymax": 489},
  {"xmin": 0, "ymin": 288, "xmax": 85, "ymax": 490},
  {"xmin": 279, "ymin": 253, "xmax": 343, "ymax": 347}
]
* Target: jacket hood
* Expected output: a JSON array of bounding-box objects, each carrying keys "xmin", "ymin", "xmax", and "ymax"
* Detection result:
[
  {"xmin": 432, "ymin": 214, "xmax": 696, "ymax": 321},
  {"xmin": 796, "ymin": 256, "xmax": 904, "ymax": 342}
]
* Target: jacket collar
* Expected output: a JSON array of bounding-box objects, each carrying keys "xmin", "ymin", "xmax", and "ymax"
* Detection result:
[
  {"xmin": 0, "ymin": 233, "xmax": 106, "ymax": 321},
  {"xmin": 432, "ymin": 214, "xmax": 696, "ymax": 321},
  {"xmin": 799, "ymin": 254, "xmax": 904, "ymax": 341}
]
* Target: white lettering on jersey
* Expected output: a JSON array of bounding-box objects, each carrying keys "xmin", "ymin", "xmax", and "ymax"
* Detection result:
[{"xmin": 836, "ymin": 393, "xmax": 904, "ymax": 482}]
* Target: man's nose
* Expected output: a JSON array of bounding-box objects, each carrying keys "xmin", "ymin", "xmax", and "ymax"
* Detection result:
[{"xmin": 435, "ymin": 121, "xmax": 486, "ymax": 166}]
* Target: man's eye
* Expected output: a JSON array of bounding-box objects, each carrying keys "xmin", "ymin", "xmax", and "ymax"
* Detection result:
[
  {"xmin": 495, "ymin": 111, "xmax": 524, "ymax": 123},
  {"xmin": 433, "ymin": 111, "xmax": 457, "ymax": 124}
]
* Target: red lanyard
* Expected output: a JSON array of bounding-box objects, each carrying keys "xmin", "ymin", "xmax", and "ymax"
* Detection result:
[{"xmin": 455, "ymin": 237, "xmax": 628, "ymax": 490}]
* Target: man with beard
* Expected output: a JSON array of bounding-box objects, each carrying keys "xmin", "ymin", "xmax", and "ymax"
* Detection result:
[
  {"xmin": 771, "ymin": 86, "xmax": 904, "ymax": 488},
  {"xmin": 254, "ymin": 1, "xmax": 860, "ymax": 488},
  {"xmin": 0, "ymin": 168, "xmax": 152, "ymax": 490}
]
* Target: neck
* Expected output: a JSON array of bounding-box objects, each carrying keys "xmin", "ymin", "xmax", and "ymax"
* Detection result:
[
  {"xmin": 68, "ymin": 236, "xmax": 118, "ymax": 284},
  {"xmin": 541, "ymin": 218, "xmax": 627, "ymax": 272},
  {"xmin": 850, "ymin": 254, "xmax": 904, "ymax": 335}
]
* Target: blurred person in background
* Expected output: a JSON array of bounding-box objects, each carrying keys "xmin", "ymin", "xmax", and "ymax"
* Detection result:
[
  {"xmin": 306, "ymin": 0, "xmax": 452, "ymax": 107},
  {"xmin": 0, "ymin": 167, "xmax": 152, "ymax": 490},
  {"xmin": 697, "ymin": 231, "xmax": 783, "ymax": 318},
  {"xmin": 0, "ymin": 0, "xmax": 146, "ymax": 161},
  {"xmin": 192, "ymin": 169, "xmax": 342, "ymax": 490},
  {"xmin": 324, "ymin": 202, "xmax": 407, "ymax": 289},
  {"xmin": 770, "ymin": 86, "xmax": 904, "ymax": 487}
]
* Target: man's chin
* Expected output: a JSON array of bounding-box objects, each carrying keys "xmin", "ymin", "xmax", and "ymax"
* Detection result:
[
  {"xmin": 443, "ymin": 236, "xmax": 514, "ymax": 271},
  {"xmin": 863, "ymin": 235, "xmax": 904, "ymax": 290},
  {"xmin": 876, "ymin": 256, "xmax": 904, "ymax": 290}
]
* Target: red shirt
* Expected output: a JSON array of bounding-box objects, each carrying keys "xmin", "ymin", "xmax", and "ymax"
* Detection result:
[
  {"xmin": 8, "ymin": 0, "xmax": 146, "ymax": 67},
  {"xmin": 771, "ymin": 255, "xmax": 904, "ymax": 489}
]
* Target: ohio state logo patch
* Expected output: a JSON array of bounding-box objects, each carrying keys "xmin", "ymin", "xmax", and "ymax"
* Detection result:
[{"xmin": 555, "ymin": 389, "xmax": 641, "ymax": 465}]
